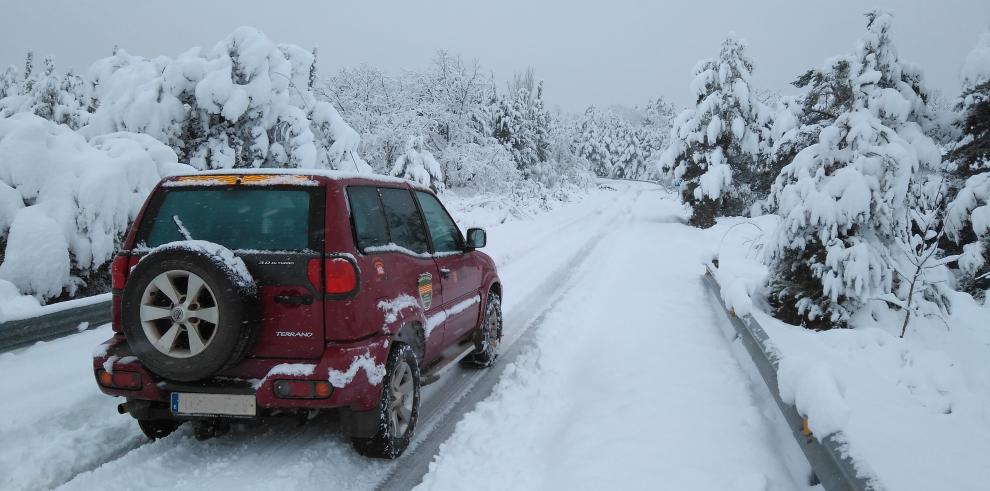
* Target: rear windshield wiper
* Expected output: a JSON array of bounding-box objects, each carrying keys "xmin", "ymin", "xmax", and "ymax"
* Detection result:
[{"xmin": 173, "ymin": 215, "xmax": 193, "ymax": 241}]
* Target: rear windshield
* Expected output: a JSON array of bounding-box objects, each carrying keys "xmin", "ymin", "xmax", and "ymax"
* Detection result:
[{"xmin": 138, "ymin": 187, "xmax": 318, "ymax": 251}]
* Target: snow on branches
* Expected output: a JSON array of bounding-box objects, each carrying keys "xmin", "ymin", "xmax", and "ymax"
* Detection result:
[
  {"xmin": 391, "ymin": 135, "xmax": 444, "ymax": 192},
  {"xmin": 84, "ymin": 27, "xmax": 366, "ymax": 171},
  {"xmin": 766, "ymin": 10, "xmax": 945, "ymax": 327},
  {"xmin": 575, "ymin": 106, "xmax": 658, "ymax": 180},
  {"xmin": 0, "ymin": 114, "xmax": 193, "ymax": 301},
  {"xmin": 941, "ymin": 29, "xmax": 990, "ymax": 299},
  {"xmin": 660, "ymin": 35, "xmax": 770, "ymax": 228}
]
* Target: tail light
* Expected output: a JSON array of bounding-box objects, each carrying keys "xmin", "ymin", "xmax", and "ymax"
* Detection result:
[
  {"xmin": 96, "ymin": 369, "xmax": 143, "ymax": 390},
  {"xmin": 111, "ymin": 254, "xmax": 130, "ymax": 290},
  {"xmin": 273, "ymin": 380, "xmax": 333, "ymax": 399},
  {"xmin": 111, "ymin": 254, "xmax": 133, "ymax": 332},
  {"xmin": 325, "ymin": 258, "xmax": 358, "ymax": 294},
  {"xmin": 308, "ymin": 257, "xmax": 359, "ymax": 296}
]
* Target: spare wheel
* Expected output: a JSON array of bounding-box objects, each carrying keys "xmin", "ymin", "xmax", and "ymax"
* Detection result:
[{"xmin": 121, "ymin": 242, "xmax": 259, "ymax": 382}]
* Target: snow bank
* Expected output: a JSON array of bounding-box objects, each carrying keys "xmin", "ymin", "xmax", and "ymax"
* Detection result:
[
  {"xmin": 0, "ymin": 325, "xmax": 145, "ymax": 490},
  {"xmin": 0, "ymin": 278, "xmax": 42, "ymax": 322},
  {"xmin": 711, "ymin": 215, "xmax": 990, "ymax": 491},
  {"xmin": 0, "ymin": 113, "xmax": 194, "ymax": 305}
]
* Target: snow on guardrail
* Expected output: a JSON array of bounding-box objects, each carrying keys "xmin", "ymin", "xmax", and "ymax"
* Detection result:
[
  {"xmin": 702, "ymin": 261, "xmax": 876, "ymax": 491},
  {"xmin": 0, "ymin": 294, "xmax": 111, "ymax": 351}
]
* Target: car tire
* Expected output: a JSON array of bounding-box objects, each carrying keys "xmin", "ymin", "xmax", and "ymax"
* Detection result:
[
  {"xmin": 121, "ymin": 246, "xmax": 259, "ymax": 382},
  {"xmin": 461, "ymin": 293, "xmax": 502, "ymax": 368},
  {"xmin": 138, "ymin": 419, "xmax": 180, "ymax": 440},
  {"xmin": 351, "ymin": 343, "xmax": 421, "ymax": 459}
]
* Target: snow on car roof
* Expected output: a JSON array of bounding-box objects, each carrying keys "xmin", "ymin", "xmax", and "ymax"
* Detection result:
[{"xmin": 166, "ymin": 168, "xmax": 430, "ymax": 191}]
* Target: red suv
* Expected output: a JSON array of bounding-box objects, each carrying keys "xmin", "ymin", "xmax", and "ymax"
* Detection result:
[{"xmin": 93, "ymin": 170, "xmax": 502, "ymax": 458}]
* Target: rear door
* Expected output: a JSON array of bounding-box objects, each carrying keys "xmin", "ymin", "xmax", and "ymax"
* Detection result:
[
  {"xmin": 138, "ymin": 182, "xmax": 326, "ymax": 359},
  {"xmin": 415, "ymin": 191, "xmax": 482, "ymax": 345}
]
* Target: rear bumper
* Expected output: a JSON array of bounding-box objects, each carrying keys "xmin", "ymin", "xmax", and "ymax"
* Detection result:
[{"xmin": 93, "ymin": 334, "xmax": 391, "ymax": 414}]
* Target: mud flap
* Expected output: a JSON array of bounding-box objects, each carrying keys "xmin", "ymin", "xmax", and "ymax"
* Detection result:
[{"xmin": 339, "ymin": 406, "xmax": 382, "ymax": 438}]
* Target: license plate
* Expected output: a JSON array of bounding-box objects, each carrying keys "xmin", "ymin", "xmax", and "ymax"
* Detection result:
[{"xmin": 170, "ymin": 392, "xmax": 257, "ymax": 417}]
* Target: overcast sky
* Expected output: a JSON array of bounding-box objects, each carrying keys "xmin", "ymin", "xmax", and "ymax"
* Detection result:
[{"xmin": 2, "ymin": 1, "xmax": 988, "ymax": 111}]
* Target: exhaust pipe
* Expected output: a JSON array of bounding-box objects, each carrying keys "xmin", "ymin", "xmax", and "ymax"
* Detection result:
[{"xmin": 117, "ymin": 400, "xmax": 152, "ymax": 417}]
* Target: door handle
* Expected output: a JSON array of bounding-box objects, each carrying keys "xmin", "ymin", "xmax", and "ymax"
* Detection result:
[
  {"xmin": 275, "ymin": 294, "xmax": 314, "ymax": 305},
  {"xmin": 439, "ymin": 268, "xmax": 452, "ymax": 279}
]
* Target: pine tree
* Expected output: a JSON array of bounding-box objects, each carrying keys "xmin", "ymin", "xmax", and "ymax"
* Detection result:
[
  {"xmin": 0, "ymin": 66, "xmax": 16, "ymax": 100},
  {"xmin": 945, "ymin": 29, "xmax": 990, "ymax": 299},
  {"xmin": 575, "ymin": 106, "xmax": 610, "ymax": 177},
  {"xmin": 641, "ymin": 97, "xmax": 676, "ymax": 162},
  {"xmin": 56, "ymin": 69, "xmax": 89, "ymax": 129},
  {"xmin": 28, "ymin": 56, "xmax": 60, "ymax": 122},
  {"xmin": 493, "ymin": 76, "xmax": 553, "ymax": 178},
  {"xmin": 766, "ymin": 10, "xmax": 941, "ymax": 327},
  {"xmin": 764, "ymin": 59, "xmax": 855, "ymax": 209},
  {"xmin": 21, "ymin": 51, "xmax": 34, "ymax": 94},
  {"xmin": 659, "ymin": 35, "xmax": 769, "ymax": 228},
  {"xmin": 309, "ymin": 47, "xmax": 318, "ymax": 90}
]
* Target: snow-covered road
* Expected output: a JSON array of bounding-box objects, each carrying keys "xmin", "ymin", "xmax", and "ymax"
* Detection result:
[
  {"xmin": 0, "ymin": 181, "xmax": 805, "ymax": 490},
  {"xmin": 417, "ymin": 184, "xmax": 801, "ymax": 490}
]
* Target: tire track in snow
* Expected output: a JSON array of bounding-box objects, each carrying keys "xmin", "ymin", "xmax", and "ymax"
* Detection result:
[{"xmin": 375, "ymin": 186, "xmax": 649, "ymax": 490}]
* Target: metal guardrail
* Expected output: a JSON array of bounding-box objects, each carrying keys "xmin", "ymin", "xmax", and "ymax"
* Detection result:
[
  {"xmin": 702, "ymin": 263, "xmax": 876, "ymax": 491},
  {"xmin": 0, "ymin": 298, "xmax": 111, "ymax": 352}
]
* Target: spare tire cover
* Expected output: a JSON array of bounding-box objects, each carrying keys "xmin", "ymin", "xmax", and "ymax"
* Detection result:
[{"xmin": 121, "ymin": 241, "xmax": 259, "ymax": 382}]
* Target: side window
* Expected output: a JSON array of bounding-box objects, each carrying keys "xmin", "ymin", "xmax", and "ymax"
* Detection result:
[
  {"xmin": 416, "ymin": 191, "xmax": 462, "ymax": 253},
  {"xmin": 346, "ymin": 186, "xmax": 390, "ymax": 251},
  {"xmin": 379, "ymin": 188, "xmax": 430, "ymax": 254}
]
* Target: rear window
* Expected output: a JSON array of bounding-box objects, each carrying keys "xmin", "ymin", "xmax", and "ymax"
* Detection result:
[
  {"xmin": 378, "ymin": 188, "xmax": 430, "ymax": 254},
  {"xmin": 139, "ymin": 187, "xmax": 318, "ymax": 251},
  {"xmin": 347, "ymin": 186, "xmax": 390, "ymax": 250}
]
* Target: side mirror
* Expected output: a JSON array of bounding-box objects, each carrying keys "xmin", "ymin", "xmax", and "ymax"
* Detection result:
[{"xmin": 466, "ymin": 228, "xmax": 487, "ymax": 250}]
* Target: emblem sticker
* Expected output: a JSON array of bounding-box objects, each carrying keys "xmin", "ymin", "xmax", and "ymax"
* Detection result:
[
  {"xmin": 373, "ymin": 257, "xmax": 386, "ymax": 281},
  {"xmin": 417, "ymin": 273, "xmax": 433, "ymax": 309}
]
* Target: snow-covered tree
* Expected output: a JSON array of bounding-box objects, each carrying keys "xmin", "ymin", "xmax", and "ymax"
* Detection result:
[
  {"xmin": 0, "ymin": 114, "xmax": 192, "ymax": 302},
  {"xmin": 21, "ymin": 51, "xmax": 34, "ymax": 94},
  {"xmin": 763, "ymin": 59, "xmax": 856, "ymax": 212},
  {"xmin": 84, "ymin": 27, "xmax": 365, "ymax": 171},
  {"xmin": 0, "ymin": 55, "xmax": 90, "ymax": 129},
  {"xmin": 391, "ymin": 135, "xmax": 444, "ymax": 192},
  {"xmin": 766, "ymin": 10, "xmax": 942, "ymax": 328},
  {"xmin": 418, "ymin": 51, "xmax": 490, "ymax": 147},
  {"xmin": 945, "ymin": 28, "xmax": 990, "ymax": 299},
  {"xmin": 0, "ymin": 66, "xmax": 17, "ymax": 100},
  {"xmin": 575, "ymin": 106, "xmax": 654, "ymax": 180},
  {"xmin": 659, "ymin": 35, "xmax": 769, "ymax": 228},
  {"xmin": 322, "ymin": 64, "xmax": 432, "ymax": 172},
  {"xmin": 575, "ymin": 106, "xmax": 613, "ymax": 177},
  {"xmin": 442, "ymin": 138, "xmax": 520, "ymax": 194},
  {"xmin": 640, "ymin": 97, "xmax": 676, "ymax": 172},
  {"xmin": 493, "ymin": 71, "xmax": 553, "ymax": 178}
]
